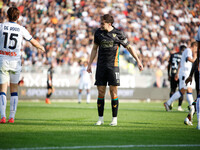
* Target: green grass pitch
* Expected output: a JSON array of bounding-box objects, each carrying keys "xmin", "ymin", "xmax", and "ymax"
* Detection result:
[{"xmin": 0, "ymin": 101, "xmax": 200, "ymax": 150}]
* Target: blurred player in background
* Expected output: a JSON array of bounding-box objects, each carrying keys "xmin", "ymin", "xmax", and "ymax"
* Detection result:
[
  {"xmin": 87, "ymin": 14, "xmax": 143, "ymax": 126},
  {"xmin": 168, "ymin": 45, "xmax": 186, "ymax": 111},
  {"xmin": 45, "ymin": 63, "xmax": 54, "ymax": 104},
  {"xmin": 164, "ymin": 42, "xmax": 197, "ymax": 125},
  {"xmin": 0, "ymin": 7, "xmax": 45, "ymax": 123},
  {"xmin": 186, "ymin": 26, "xmax": 200, "ymax": 130},
  {"xmin": 78, "ymin": 60, "xmax": 92, "ymax": 104}
]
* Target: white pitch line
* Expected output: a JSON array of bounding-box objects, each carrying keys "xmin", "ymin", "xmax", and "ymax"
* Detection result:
[{"xmin": 2, "ymin": 144, "xmax": 200, "ymax": 150}]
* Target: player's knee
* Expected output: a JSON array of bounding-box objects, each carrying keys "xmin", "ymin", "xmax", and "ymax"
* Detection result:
[
  {"xmin": 187, "ymin": 88, "xmax": 193, "ymax": 93},
  {"xmin": 180, "ymin": 89, "xmax": 185, "ymax": 95}
]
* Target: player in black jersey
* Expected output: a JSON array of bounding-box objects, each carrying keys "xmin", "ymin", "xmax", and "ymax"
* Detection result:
[
  {"xmin": 87, "ymin": 14, "xmax": 143, "ymax": 126},
  {"xmin": 168, "ymin": 45, "xmax": 186, "ymax": 111},
  {"xmin": 46, "ymin": 63, "xmax": 54, "ymax": 104}
]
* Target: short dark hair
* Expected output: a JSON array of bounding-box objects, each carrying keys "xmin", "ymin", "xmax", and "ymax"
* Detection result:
[
  {"xmin": 101, "ymin": 14, "xmax": 114, "ymax": 24},
  {"xmin": 179, "ymin": 45, "xmax": 187, "ymax": 52},
  {"xmin": 7, "ymin": 7, "xmax": 20, "ymax": 22},
  {"xmin": 191, "ymin": 41, "xmax": 197, "ymax": 47}
]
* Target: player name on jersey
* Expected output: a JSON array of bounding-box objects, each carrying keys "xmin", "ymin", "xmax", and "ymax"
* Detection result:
[{"xmin": 4, "ymin": 26, "xmax": 20, "ymax": 32}]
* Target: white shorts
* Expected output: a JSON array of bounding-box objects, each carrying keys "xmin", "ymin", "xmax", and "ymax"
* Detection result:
[
  {"xmin": 179, "ymin": 75, "xmax": 192, "ymax": 89},
  {"xmin": 0, "ymin": 59, "xmax": 21, "ymax": 84},
  {"xmin": 79, "ymin": 82, "xmax": 91, "ymax": 90}
]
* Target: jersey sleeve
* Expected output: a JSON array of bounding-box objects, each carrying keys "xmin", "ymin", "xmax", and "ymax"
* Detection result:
[
  {"xmin": 94, "ymin": 29, "xmax": 100, "ymax": 45},
  {"xmin": 195, "ymin": 26, "xmax": 200, "ymax": 42},
  {"xmin": 117, "ymin": 30, "xmax": 129, "ymax": 48},
  {"xmin": 169, "ymin": 54, "xmax": 172, "ymax": 64},
  {"xmin": 21, "ymin": 26, "xmax": 32, "ymax": 41},
  {"xmin": 186, "ymin": 49, "xmax": 192, "ymax": 61}
]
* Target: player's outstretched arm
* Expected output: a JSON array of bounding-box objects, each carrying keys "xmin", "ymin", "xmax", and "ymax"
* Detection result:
[
  {"xmin": 30, "ymin": 38, "xmax": 45, "ymax": 52},
  {"xmin": 126, "ymin": 44, "xmax": 143, "ymax": 71},
  {"xmin": 185, "ymin": 59, "xmax": 197, "ymax": 85},
  {"xmin": 87, "ymin": 43, "xmax": 98, "ymax": 73}
]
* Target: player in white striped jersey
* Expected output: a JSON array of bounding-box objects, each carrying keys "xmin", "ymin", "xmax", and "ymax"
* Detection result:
[
  {"xmin": 0, "ymin": 7, "xmax": 45, "ymax": 123},
  {"xmin": 164, "ymin": 42, "xmax": 197, "ymax": 125},
  {"xmin": 186, "ymin": 26, "xmax": 200, "ymax": 129},
  {"xmin": 78, "ymin": 61, "xmax": 92, "ymax": 104}
]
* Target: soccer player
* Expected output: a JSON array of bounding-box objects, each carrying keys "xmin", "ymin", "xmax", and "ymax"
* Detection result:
[
  {"xmin": 0, "ymin": 7, "xmax": 45, "ymax": 123},
  {"xmin": 164, "ymin": 42, "xmax": 197, "ymax": 124},
  {"xmin": 87, "ymin": 14, "xmax": 143, "ymax": 126},
  {"xmin": 168, "ymin": 45, "xmax": 186, "ymax": 111},
  {"xmin": 78, "ymin": 60, "xmax": 92, "ymax": 104},
  {"xmin": 45, "ymin": 63, "xmax": 54, "ymax": 104},
  {"xmin": 185, "ymin": 26, "xmax": 200, "ymax": 130}
]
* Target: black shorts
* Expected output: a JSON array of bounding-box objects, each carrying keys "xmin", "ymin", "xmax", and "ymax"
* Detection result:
[
  {"xmin": 170, "ymin": 76, "xmax": 179, "ymax": 90},
  {"xmin": 47, "ymin": 81, "xmax": 52, "ymax": 89},
  {"xmin": 95, "ymin": 66, "xmax": 120, "ymax": 86}
]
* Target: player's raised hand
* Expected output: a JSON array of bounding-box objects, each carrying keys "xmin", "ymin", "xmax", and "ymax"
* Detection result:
[{"xmin": 185, "ymin": 76, "xmax": 192, "ymax": 85}]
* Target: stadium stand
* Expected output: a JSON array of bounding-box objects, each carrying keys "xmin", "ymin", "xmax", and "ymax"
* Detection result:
[{"xmin": 0, "ymin": 0, "xmax": 199, "ymax": 76}]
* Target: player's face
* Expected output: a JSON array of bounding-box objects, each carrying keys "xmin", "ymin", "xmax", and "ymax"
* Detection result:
[{"xmin": 101, "ymin": 20, "xmax": 110, "ymax": 31}]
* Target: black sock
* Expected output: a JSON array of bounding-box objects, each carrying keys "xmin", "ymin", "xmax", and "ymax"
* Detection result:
[
  {"xmin": 97, "ymin": 97, "xmax": 105, "ymax": 117},
  {"xmin": 178, "ymin": 95, "xmax": 183, "ymax": 106},
  {"xmin": 46, "ymin": 92, "xmax": 52, "ymax": 98},
  {"xmin": 111, "ymin": 97, "xmax": 119, "ymax": 117}
]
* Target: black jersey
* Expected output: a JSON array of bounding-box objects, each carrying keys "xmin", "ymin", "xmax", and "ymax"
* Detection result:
[
  {"xmin": 47, "ymin": 67, "xmax": 53, "ymax": 82},
  {"xmin": 169, "ymin": 52, "xmax": 182, "ymax": 76},
  {"xmin": 94, "ymin": 28, "xmax": 129, "ymax": 67}
]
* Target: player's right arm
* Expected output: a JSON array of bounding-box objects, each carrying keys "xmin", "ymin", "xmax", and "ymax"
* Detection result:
[
  {"xmin": 87, "ymin": 43, "xmax": 98, "ymax": 73},
  {"xmin": 168, "ymin": 55, "xmax": 172, "ymax": 81},
  {"xmin": 30, "ymin": 38, "xmax": 45, "ymax": 52},
  {"xmin": 185, "ymin": 59, "xmax": 197, "ymax": 85},
  {"xmin": 174, "ymin": 63, "xmax": 180, "ymax": 81}
]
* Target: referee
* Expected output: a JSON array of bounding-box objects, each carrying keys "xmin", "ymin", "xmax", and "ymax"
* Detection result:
[{"xmin": 87, "ymin": 14, "xmax": 143, "ymax": 126}]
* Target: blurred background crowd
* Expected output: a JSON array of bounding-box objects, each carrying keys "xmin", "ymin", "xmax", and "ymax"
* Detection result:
[{"xmin": 0, "ymin": 0, "xmax": 200, "ymax": 74}]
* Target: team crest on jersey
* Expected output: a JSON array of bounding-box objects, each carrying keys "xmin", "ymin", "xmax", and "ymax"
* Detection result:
[
  {"xmin": 112, "ymin": 33, "xmax": 116, "ymax": 37},
  {"xmin": 123, "ymin": 38, "xmax": 128, "ymax": 44}
]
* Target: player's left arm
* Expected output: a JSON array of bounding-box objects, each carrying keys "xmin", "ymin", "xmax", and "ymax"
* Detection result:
[{"xmin": 126, "ymin": 44, "xmax": 143, "ymax": 71}]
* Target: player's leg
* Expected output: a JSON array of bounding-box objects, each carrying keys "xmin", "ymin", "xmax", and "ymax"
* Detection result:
[
  {"xmin": 8, "ymin": 83, "xmax": 18, "ymax": 123},
  {"xmin": 46, "ymin": 83, "xmax": 52, "ymax": 104},
  {"xmin": 184, "ymin": 87, "xmax": 195, "ymax": 125},
  {"xmin": 0, "ymin": 83, "xmax": 8, "ymax": 123},
  {"xmin": 164, "ymin": 76, "xmax": 185, "ymax": 111},
  {"xmin": 109, "ymin": 85, "xmax": 118, "ymax": 126},
  {"xmin": 196, "ymin": 95, "xmax": 200, "ymax": 129},
  {"xmin": 9, "ymin": 69, "xmax": 21, "ymax": 123},
  {"xmin": 86, "ymin": 82, "xmax": 91, "ymax": 104},
  {"xmin": 169, "ymin": 77, "xmax": 177, "ymax": 110},
  {"xmin": 108, "ymin": 67, "xmax": 120, "ymax": 126},
  {"xmin": 86, "ymin": 89, "xmax": 90, "ymax": 104},
  {"xmin": 94, "ymin": 66, "xmax": 107, "ymax": 125},
  {"xmin": 0, "ymin": 62, "xmax": 9, "ymax": 123},
  {"xmin": 78, "ymin": 82, "xmax": 83, "ymax": 103},
  {"xmin": 78, "ymin": 89, "xmax": 82, "ymax": 104},
  {"xmin": 164, "ymin": 89, "xmax": 184, "ymax": 111},
  {"xmin": 177, "ymin": 79, "xmax": 184, "ymax": 111},
  {"xmin": 95, "ymin": 85, "xmax": 106, "ymax": 125}
]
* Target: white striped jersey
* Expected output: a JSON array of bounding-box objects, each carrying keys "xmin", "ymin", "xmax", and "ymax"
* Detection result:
[
  {"xmin": 0, "ymin": 22, "xmax": 32, "ymax": 60},
  {"xmin": 196, "ymin": 26, "xmax": 200, "ymax": 42},
  {"xmin": 179, "ymin": 48, "xmax": 193, "ymax": 77}
]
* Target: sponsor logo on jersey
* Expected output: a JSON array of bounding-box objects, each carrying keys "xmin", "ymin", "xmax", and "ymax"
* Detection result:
[{"xmin": 0, "ymin": 50, "xmax": 17, "ymax": 56}]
